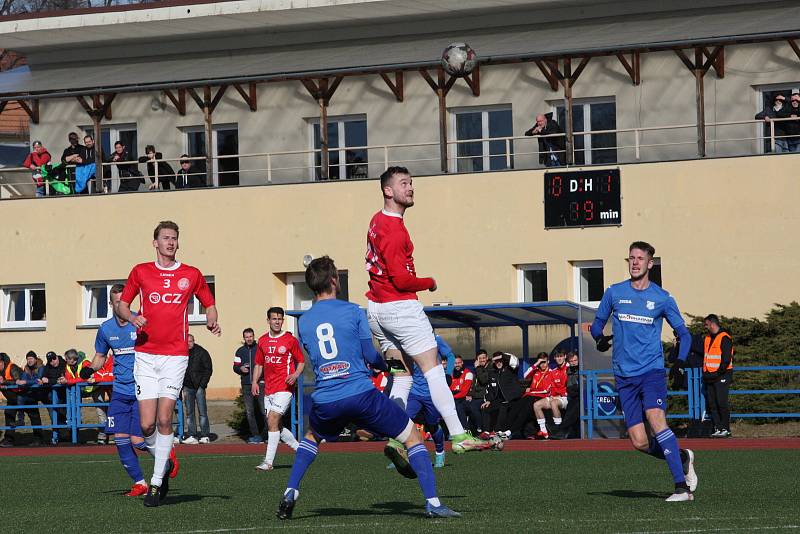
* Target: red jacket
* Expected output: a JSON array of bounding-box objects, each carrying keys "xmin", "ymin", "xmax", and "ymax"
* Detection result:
[
  {"xmin": 93, "ymin": 354, "xmax": 114, "ymax": 384},
  {"xmin": 450, "ymin": 369, "xmax": 474, "ymax": 399},
  {"xmin": 64, "ymin": 359, "xmax": 92, "ymax": 385},
  {"xmin": 524, "ymin": 369, "xmax": 552, "ymax": 398},
  {"xmin": 23, "ymin": 150, "xmax": 52, "ymax": 186},
  {"xmin": 549, "ymin": 364, "xmax": 568, "ymax": 397}
]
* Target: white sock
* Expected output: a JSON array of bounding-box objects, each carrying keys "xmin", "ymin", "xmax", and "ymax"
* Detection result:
[
  {"xmin": 135, "ymin": 479, "xmax": 146, "ymax": 485},
  {"xmin": 284, "ymin": 488, "xmax": 299, "ymax": 500},
  {"xmin": 554, "ymin": 417, "xmax": 562, "ymax": 425},
  {"xmin": 426, "ymin": 497, "xmax": 441, "ymax": 507},
  {"xmin": 423, "ymin": 365, "xmax": 465, "ymax": 436},
  {"xmin": 537, "ymin": 419, "xmax": 547, "ymax": 432},
  {"xmin": 389, "ymin": 375, "xmax": 412, "ymax": 411},
  {"xmin": 280, "ymin": 428, "xmax": 299, "ymax": 450},
  {"xmin": 265, "ymin": 431, "xmax": 280, "ymax": 465},
  {"xmin": 150, "ymin": 432, "xmax": 173, "ymax": 487},
  {"xmin": 144, "ymin": 431, "xmax": 157, "ymax": 457}
]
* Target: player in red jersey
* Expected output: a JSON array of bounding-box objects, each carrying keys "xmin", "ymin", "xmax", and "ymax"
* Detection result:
[
  {"xmin": 537, "ymin": 351, "xmax": 569, "ymax": 434},
  {"xmin": 365, "ymin": 166, "xmax": 489, "ymax": 453},
  {"xmin": 529, "ymin": 356, "xmax": 555, "ymax": 439},
  {"xmin": 252, "ymin": 307, "xmax": 304, "ymax": 471},
  {"xmin": 119, "ymin": 220, "xmax": 221, "ymax": 507}
]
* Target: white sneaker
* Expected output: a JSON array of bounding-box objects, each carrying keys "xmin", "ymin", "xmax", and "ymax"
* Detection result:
[
  {"xmin": 181, "ymin": 436, "xmax": 199, "ymax": 445},
  {"xmin": 255, "ymin": 462, "xmax": 273, "ymax": 471},
  {"xmin": 173, "ymin": 436, "xmax": 181, "ymax": 445},
  {"xmin": 682, "ymin": 449, "xmax": 698, "ymax": 492},
  {"xmin": 710, "ymin": 429, "xmax": 723, "ymax": 437},
  {"xmin": 199, "ymin": 437, "xmax": 210, "ymax": 444},
  {"xmin": 665, "ymin": 489, "xmax": 694, "ymax": 502}
]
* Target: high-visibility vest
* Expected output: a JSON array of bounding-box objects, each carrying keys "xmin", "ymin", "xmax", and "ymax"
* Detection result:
[{"xmin": 703, "ymin": 331, "xmax": 734, "ymax": 373}]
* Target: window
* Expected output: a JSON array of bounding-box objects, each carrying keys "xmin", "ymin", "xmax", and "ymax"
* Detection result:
[
  {"xmin": 310, "ymin": 116, "xmax": 368, "ymax": 180},
  {"xmin": 650, "ymin": 257, "xmax": 662, "ymax": 287},
  {"xmin": 188, "ymin": 277, "xmax": 216, "ymax": 323},
  {"xmin": 517, "ymin": 263, "xmax": 548, "ymax": 302},
  {"xmin": 81, "ymin": 281, "xmax": 125, "ymax": 326},
  {"xmin": 572, "ymin": 260, "xmax": 604, "ymax": 307},
  {"xmin": 184, "ymin": 125, "xmax": 239, "ymax": 187},
  {"xmin": 758, "ymin": 85, "xmax": 799, "ymax": 153},
  {"xmin": 451, "ymin": 106, "xmax": 513, "ymax": 173},
  {"xmin": 285, "ymin": 271, "xmax": 349, "ymax": 331},
  {"xmin": 1, "ymin": 285, "xmax": 46, "ymax": 328},
  {"xmin": 82, "ymin": 123, "xmax": 138, "ymax": 193},
  {"xmin": 555, "ymin": 99, "xmax": 617, "ymax": 165}
]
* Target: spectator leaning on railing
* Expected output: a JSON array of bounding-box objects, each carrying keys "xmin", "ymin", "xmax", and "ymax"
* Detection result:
[
  {"xmin": 0, "ymin": 353, "xmax": 23, "ymax": 447},
  {"xmin": 23, "ymin": 140, "xmax": 51, "ymax": 197},
  {"xmin": 175, "ymin": 155, "xmax": 206, "ymax": 189},
  {"xmin": 755, "ymin": 94, "xmax": 789, "ymax": 153},
  {"xmin": 139, "ymin": 145, "xmax": 176, "ymax": 191},
  {"xmin": 61, "ymin": 132, "xmax": 86, "ymax": 192},
  {"xmin": 15, "ymin": 351, "xmax": 45, "ymax": 446},
  {"xmin": 39, "ymin": 351, "xmax": 68, "ymax": 443},
  {"xmin": 778, "ymin": 93, "xmax": 800, "ymax": 152},
  {"xmin": 524, "ymin": 112, "xmax": 566, "ymax": 167},
  {"xmin": 111, "ymin": 140, "xmax": 145, "ymax": 193}
]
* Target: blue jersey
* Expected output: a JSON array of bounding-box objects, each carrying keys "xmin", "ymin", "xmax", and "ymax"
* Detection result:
[
  {"xmin": 593, "ymin": 280, "xmax": 686, "ymax": 377},
  {"xmin": 298, "ymin": 299, "xmax": 378, "ymax": 404},
  {"xmin": 410, "ymin": 335, "xmax": 455, "ymax": 397},
  {"xmin": 95, "ymin": 315, "xmax": 138, "ymax": 396}
]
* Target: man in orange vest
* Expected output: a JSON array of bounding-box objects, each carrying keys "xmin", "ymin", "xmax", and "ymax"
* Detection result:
[{"xmin": 702, "ymin": 314, "xmax": 733, "ymax": 438}]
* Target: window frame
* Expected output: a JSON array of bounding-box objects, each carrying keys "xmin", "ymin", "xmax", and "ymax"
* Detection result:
[
  {"xmin": 552, "ymin": 97, "xmax": 617, "ymax": 165},
  {"xmin": 516, "ymin": 263, "xmax": 548, "ymax": 302},
  {"xmin": 1, "ymin": 284, "xmax": 47, "ymax": 329},
  {"xmin": 307, "ymin": 114, "xmax": 368, "ymax": 181},
  {"xmin": 187, "ymin": 276, "xmax": 216, "ymax": 324},
  {"xmin": 449, "ymin": 104, "xmax": 514, "ymax": 173},
  {"xmin": 182, "ymin": 124, "xmax": 239, "ymax": 187},
  {"xmin": 572, "ymin": 260, "xmax": 604, "ymax": 308},
  {"xmin": 81, "ymin": 280, "xmax": 125, "ymax": 326},
  {"xmin": 755, "ymin": 84, "xmax": 800, "ymax": 153}
]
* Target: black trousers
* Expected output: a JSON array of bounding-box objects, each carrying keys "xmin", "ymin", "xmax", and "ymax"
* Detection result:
[
  {"xmin": 465, "ymin": 398, "xmax": 485, "ymax": 433},
  {"xmin": 481, "ymin": 401, "xmax": 512, "ymax": 432},
  {"xmin": 705, "ymin": 372, "xmax": 732, "ymax": 431},
  {"xmin": 507, "ymin": 396, "xmax": 536, "ymax": 437},
  {"xmin": 559, "ymin": 393, "xmax": 581, "ymax": 438},
  {"xmin": 241, "ymin": 383, "xmax": 266, "ymax": 438},
  {"xmin": 453, "ymin": 397, "xmax": 469, "ymax": 431}
]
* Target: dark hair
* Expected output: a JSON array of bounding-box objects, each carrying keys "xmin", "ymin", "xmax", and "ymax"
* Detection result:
[
  {"xmin": 68, "ymin": 132, "xmax": 79, "ymax": 139},
  {"xmin": 629, "ymin": 241, "xmax": 655, "ymax": 258},
  {"xmin": 305, "ymin": 256, "xmax": 338, "ymax": 295},
  {"xmin": 84, "ymin": 135, "xmax": 93, "ymax": 141},
  {"xmin": 145, "ymin": 144, "xmax": 156, "ymax": 154},
  {"xmin": 114, "ymin": 140, "xmax": 124, "ymax": 148},
  {"xmin": 243, "ymin": 328, "xmax": 255, "ymax": 336},
  {"xmin": 267, "ymin": 306, "xmax": 285, "ymax": 319},
  {"xmin": 153, "ymin": 220, "xmax": 179, "ymax": 240},
  {"xmin": 180, "ymin": 154, "xmax": 191, "ymax": 165},
  {"xmin": 26, "ymin": 350, "xmax": 37, "ymax": 359},
  {"xmin": 379, "ymin": 166, "xmax": 410, "ymax": 192},
  {"xmin": 110, "ymin": 283, "xmax": 124, "ymax": 295},
  {"xmin": 476, "ymin": 349, "xmax": 488, "ymax": 357},
  {"xmin": 704, "ymin": 314, "xmax": 721, "ymax": 327}
]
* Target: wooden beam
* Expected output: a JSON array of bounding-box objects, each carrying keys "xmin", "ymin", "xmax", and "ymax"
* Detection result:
[
  {"xmin": 674, "ymin": 48, "xmax": 696, "ymax": 72},
  {"xmin": 324, "ymin": 76, "xmax": 343, "ymax": 103},
  {"xmin": 442, "ymin": 73, "xmax": 457, "ymax": 97},
  {"xmin": 789, "ymin": 38, "xmax": 800, "ymax": 62},
  {"xmin": 570, "ymin": 56, "xmax": 591, "ymax": 83},
  {"xmin": 616, "ymin": 52, "xmax": 641, "ymax": 85},
  {"xmin": 535, "ymin": 60, "xmax": 559, "ymax": 91},
  {"xmin": 163, "ymin": 89, "xmax": 186, "ymax": 115},
  {"xmin": 76, "ymin": 95, "xmax": 94, "ymax": 116},
  {"xmin": 233, "ymin": 82, "xmax": 257, "ymax": 111},
  {"xmin": 186, "ymin": 87, "xmax": 205, "ymax": 110},
  {"xmin": 102, "ymin": 93, "xmax": 116, "ymax": 120},
  {"xmin": 208, "ymin": 85, "xmax": 227, "ymax": 114},
  {"xmin": 0, "ymin": 101, "xmax": 6, "ymax": 114},
  {"xmin": 418, "ymin": 68, "xmax": 439, "ymax": 93},
  {"xmin": 701, "ymin": 46, "xmax": 723, "ymax": 76},
  {"xmin": 463, "ymin": 65, "xmax": 480, "ymax": 97},
  {"xmin": 379, "ymin": 71, "xmax": 404, "ymax": 102},
  {"xmin": 17, "ymin": 99, "xmax": 39, "ymax": 124}
]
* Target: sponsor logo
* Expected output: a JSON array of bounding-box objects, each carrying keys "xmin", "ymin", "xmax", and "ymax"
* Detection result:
[
  {"xmin": 278, "ymin": 346, "xmax": 287, "ymax": 355},
  {"xmin": 618, "ymin": 313, "xmax": 654, "ymax": 325},
  {"xmin": 263, "ymin": 356, "xmax": 283, "ymax": 364},
  {"xmin": 618, "ymin": 299, "xmax": 632, "ymax": 304},
  {"xmin": 178, "ymin": 277, "xmax": 190, "ymax": 290},
  {"xmin": 166, "ymin": 385, "xmax": 179, "ymax": 391},
  {"xmin": 646, "ymin": 300, "xmax": 655, "ymax": 310},
  {"xmin": 160, "ymin": 273, "xmax": 174, "ymax": 277},
  {"xmin": 149, "ymin": 293, "xmax": 161, "ymax": 304},
  {"xmin": 596, "ymin": 382, "xmax": 619, "ymax": 416},
  {"xmin": 663, "ymin": 448, "xmax": 671, "ymax": 455},
  {"xmin": 319, "ymin": 361, "xmax": 351, "ymax": 378},
  {"xmin": 148, "ymin": 292, "xmax": 183, "ymax": 304}
]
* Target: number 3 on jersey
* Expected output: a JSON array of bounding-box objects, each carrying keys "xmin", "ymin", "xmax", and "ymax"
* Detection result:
[{"xmin": 316, "ymin": 323, "xmax": 338, "ymax": 360}]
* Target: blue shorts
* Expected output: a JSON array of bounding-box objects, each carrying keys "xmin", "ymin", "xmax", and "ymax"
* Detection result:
[
  {"xmin": 105, "ymin": 392, "xmax": 141, "ymax": 437},
  {"xmin": 406, "ymin": 393, "xmax": 440, "ymax": 426},
  {"xmin": 616, "ymin": 369, "xmax": 667, "ymax": 429},
  {"xmin": 310, "ymin": 388, "xmax": 410, "ymax": 442}
]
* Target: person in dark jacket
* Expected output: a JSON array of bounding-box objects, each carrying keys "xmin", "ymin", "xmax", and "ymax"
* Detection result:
[
  {"xmin": 15, "ymin": 351, "xmax": 45, "ymax": 445},
  {"xmin": 465, "ymin": 350, "xmax": 490, "ymax": 434},
  {"xmin": 755, "ymin": 93, "xmax": 789, "ymax": 152},
  {"xmin": 61, "ymin": 132, "xmax": 86, "ymax": 193},
  {"xmin": 234, "ymin": 327, "xmax": 265, "ymax": 443},
  {"xmin": 38, "ymin": 351, "xmax": 68, "ymax": 442},
  {"xmin": 139, "ymin": 145, "xmax": 176, "ymax": 190},
  {"xmin": 777, "ymin": 93, "xmax": 800, "ymax": 152},
  {"xmin": 111, "ymin": 141, "xmax": 144, "ymax": 193},
  {"xmin": 78, "ymin": 135, "xmax": 112, "ymax": 194},
  {"xmin": 524, "ymin": 112, "xmax": 566, "ymax": 166},
  {"xmin": 0, "ymin": 353, "xmax": 23, "ymax": 447},
  {"xmin": 182, "ymin": 334, "xmax": 213, "ymax": 444},
  {"xmin": 481, "ymin": 352, "xmax": 523, "ymax": 433},
  {"xmin": 175, "ymin": 155, "xmax": 206, "ymax": 189}
]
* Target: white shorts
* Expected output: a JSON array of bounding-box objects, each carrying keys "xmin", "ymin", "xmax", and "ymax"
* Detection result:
[
  {"xmin": 133, "ymin": 352, "xmax": 188, "ymax": 401},
  {"xmin": 552, "ymin": 396, "xmax": 568, "ymax": 410},
  {"xmin": 367, "ymin": 299, "xmax": 437, "ymax": 357},
  {"xmin": 265, "ymin": 391, "xmax": 293, "ymax": 416}
]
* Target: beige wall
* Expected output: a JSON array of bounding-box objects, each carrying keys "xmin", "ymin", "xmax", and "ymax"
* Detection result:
[{"xmin": 0, "ymin": 154, "xmax": 797, "ymax": 397}]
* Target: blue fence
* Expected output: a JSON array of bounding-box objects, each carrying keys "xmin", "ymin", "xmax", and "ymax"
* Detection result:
[{"xmin": 582, "ymin": 365, "xmax": 800, "ymax": 438}]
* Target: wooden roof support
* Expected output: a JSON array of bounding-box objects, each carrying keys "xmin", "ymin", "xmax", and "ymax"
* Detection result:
[
  {"xmin": 300, "ymin": 76, "xmax": 344, "ymax": 180},
  {"xmin": 233, "ymin": 82, "xmax": 257, "ymax": 111},
  {"xmin": 674, "ymin": 47, "xmax": 724, "ymax": 157},
  {"xmin": 463, "ymin": 65, "xmax": 480, "ymax": 97},
  {"xmin": 0, "ymin": 101, "xmax": 6, "ymax": 114},
  {"xmin": 789, "ymin": 38, "xmax": 800, "ymax": 62},
  {"xmin": 163, "ymin": 88, "xmax": 186, "ymax": 115},
  {"xmin": 17, "ymin": 98, "xmax": 39, "ymax": 123},
  {"xmin": 535, "ymin": 60, "xmax": 559, "ymax": 91},
  {"xmin": 379, "ymin": 71, "xmax": 404, "ymax": 102},
  {"xmin": 616, "ymin": 51, "xmax": 641, "ymax": 85}
]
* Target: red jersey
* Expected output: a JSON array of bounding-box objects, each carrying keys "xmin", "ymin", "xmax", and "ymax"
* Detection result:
[
  {"xmin": 524, "ymin": 369, "xmax": 552, "ymax": 398},
  {"xmin": 255, "ymin": 331, "xmax": 305, "ymax": 395},
  {"xmin": 549, "ymin": 364, "xmax": 568, "ymax": 397},
  {"xmin": 450, "ymin": 369, "xmax": 474, "ymax": 399},
  {"xmin": 120, "ymin": 261, "xmax": 215, "ymax": 357},
  {"xmin": 365, "ymin": 210, "xmax": 435, "ymax": 303},
  {"xmin": 371, "ymin": 370, "xmax": 389, "ymax": 393}
]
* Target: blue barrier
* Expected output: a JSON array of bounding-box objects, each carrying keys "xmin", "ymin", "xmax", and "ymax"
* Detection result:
[{"xmin": 582, "ymin": 365, "xmax": 800, "ymax": 438}]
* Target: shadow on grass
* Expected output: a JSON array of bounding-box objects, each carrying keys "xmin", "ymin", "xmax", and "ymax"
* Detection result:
[
  {"xmin": 588, "ymin": 490, "xmax": 665, "ymax": 499},
  {"xmin": 302, "ymin": 501, "xmax": 420, "ymax": 518},
  {"xmin": 163, "ymin": 493, "xmax": 232, "ymax": 505}
]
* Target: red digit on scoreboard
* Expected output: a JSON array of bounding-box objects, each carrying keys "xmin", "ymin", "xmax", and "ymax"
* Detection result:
[
  {"xmin": 551, "ymin": 175, "xmax": 562, "ymax": 197},
  {"xmin": 570, "ymin": 202, "xmax": 579, "ymax": 221},
  {"xmin": 584, "ymin": 200, "xmax": 594, "ymax": 221}
]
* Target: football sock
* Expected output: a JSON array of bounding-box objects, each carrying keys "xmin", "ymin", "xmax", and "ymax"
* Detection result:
[
  {"xmin": 115, "ymin": 437, "xmax": 144, "ymax": 483},
  {"xmin": 150, "ymin": 431, "xmax": 173, "ymax": 487},
  {"xmin": 407, "ymin": 443, "xmax": 437, "ymax": 501},
  {"xmin": 423, "ymin": 366, "xmax": 465, "ymax": 436},
  {"xmin": 144, "ymin": 430, "xmax": 157, "ymax": 457},
  {"xmin": 286, "ymin": 438, "xmax": 318, "ymax": 492},
  {"xmin": 537, "ymin": 419, "xmax": 547, "ymax": 432},
  {"xmin": 431, "ymin": 427, "xmax": 445, "ymax": 454},
  {"xmin": 280, "ymin": 428, "xmax": 299, "ymax": 451},
  {"xmin": 133, "ymin": 440, "xmax": 151, "ymax": 456},
  {"xmin": 265, "ymin": 431, "xmax": 280, "ymax": 465},
  {"xmin": 389, "ymin": 375, "xmax": 412, "ymax": 411},
  {"xmin": 554, "ymin": 417, "xmax": 562, "ymax": 425},
  {"xmin": 655, "ymin": 428, "xmax": 686, "ymax": 484},
  {"xmin": 646, "ymin": 437, "xmax": 665, "ymax": 459}
]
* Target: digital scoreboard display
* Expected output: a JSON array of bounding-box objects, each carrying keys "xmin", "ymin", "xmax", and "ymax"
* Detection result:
[{"xmin": 544, "ymin": 169, "xmax": 621, "ymax": 229}]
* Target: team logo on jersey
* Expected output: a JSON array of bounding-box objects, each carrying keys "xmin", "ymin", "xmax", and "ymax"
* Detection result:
[
  {"xmin": 149, "ymin": 292, "xmax": 161, "ymax": 304},
  {"xmin": 646, "ymin": 300, "xmax": 655, "ymax": 310},
  {"xmin": 130, "ymin": 332, "xmax": 137, "ymax": 340},
  {"xmin": 278, "ymin": 346, "xmax": 287, "ymax": 355},
  {"xmin": 178, "ymin": 277, "xmax": 190, "ymax": 290}
]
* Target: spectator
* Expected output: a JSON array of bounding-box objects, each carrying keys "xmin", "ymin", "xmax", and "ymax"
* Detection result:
[
  {"xmin": 449, "ymin": 356, "xmax": 473, "ymax": 431},
  {"xmin": 234, "ymin": 327, "xmax": 265, "ymax": 444},
  {"xmin": 755, "ymin": 94, "xmax": 788, "ymax": 152},
  {"xmin": 702, "ymin": 314, "xmax": 733, "ymax": 438},
  {"xmin": 23, "ymin": 140, "xmax": 51, "ymax": 197},
  {"xmin": 524, "ymin": 112, "xmax": 566, "ymax": 167},
  {"xmin": 15, "ymin": 351, "xmax": 45, "ymax": 446},
  {"xmin": 668, "ymin": 330, "xmax": 704, "ymax": 391},
  {"xmin": 90, "ymin": 352, "xmax": 114, "ymax": 445},
  {"xmin": 61, "ymin": 132, "xmax": 86, "ymax": 192},
  {"xmin": 74, "ymin": 135, "xmax": 111, "ymax": 194},
  {"xmin": 552, "ymin": 352, "xmax": 581, "ymax": 439},
  {"xmin": 465, "ymin": 349, "xmax": 490, "ymax": 434},
  {"xmin": 0, "ymin": 353, "xmax": 23, "ymax": 447},
  {"xmin": 545, "ymin": 351, "xmax": 569, "ymax": 428},
  {"xmin": 39, "ymin": 351, "xmax": 68, "ymax": 443},
  {"xmin": 778, "ymin": 93, "xmax": 800, "ymax": 152},
  {"xmin": 480, "ymin": 351, "xmax": 523, "ymax": 437},
  {"xmin": 182, "ymin": 334, "xmax": 213, "ymax": 444},
  {"xmin": 139, "ymin": 144, "xmax": 176, "ymax": 190},
  {"xmin": 508, "ymin": 353, "xmax": 551, "ymax": 439},
  {"xmin": 175, "ymin": 155, "xmax": 206, "ymax": 189},
  {"xmin": 111, "ymin": 141, "xmax": 144, "ymax": 193}
]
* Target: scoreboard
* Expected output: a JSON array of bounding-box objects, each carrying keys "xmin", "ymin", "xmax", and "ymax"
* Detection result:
[{"xmin": 544, "ymin": 169, "xmax": 621, "ymax": 229}]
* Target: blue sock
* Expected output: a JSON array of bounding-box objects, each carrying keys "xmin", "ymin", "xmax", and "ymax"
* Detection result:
[
  {"xmin": 431, "ymin": 427, "xmax": 445, "ymax": 454},
  {"xmin": 646, "ymin": 437, "xmax": 664, "ymax": 459},
  {"xmin": 407, "ymin": 443, "xmax": 437, "ymax": 500},
  {"xmin": 115, "ymin": 437, "xmax": 144, "ymax": 483},
  {"xmin": 133, "ymin": 441, "xmax": 148, "ymax": 452},
  {"xmin": 655, "ymin": 428, "xmax": 685, "ymax": 484},
  {"xmin": 286, "ymin": 438, "xmax": 318, "ymax": 496}
]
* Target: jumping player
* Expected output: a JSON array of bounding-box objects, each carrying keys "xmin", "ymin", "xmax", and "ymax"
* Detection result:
[
  {"xmin": 81, "ymin": 284, "xmax": 177, "ymax": 497},
  {"xmin": 365, "ymin": 166, "xmax": 487, "ymax": 453},
  {"xmin": 591, "ymin": 241, "xmax": 698, "ymax": 502},
  {"xmin": 277, "ymin": 256, "xmax": 460, "ymax": 519},
  {"xmin": 119, "ymin": 220, "xmax": 220, "ymax": 507},
  {"xmin": 251, "ymin": 306, "xmax": 302, "ymax": 471}
]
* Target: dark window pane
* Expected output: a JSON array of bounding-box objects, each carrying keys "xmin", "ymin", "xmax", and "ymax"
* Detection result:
[
  {"xmin": 583, "ymin": 267, "xmax": 604, "ymax": 302},
  {"xmin": 590, "ymin": 102, "xmax": 617, "ymax": 164},
  {"xmin": 455, "ymin": 112, "xmax": 483, "ymax": 172},
  {"xmin": 188, "ymin": 132, "xmax": 207, "ymax": 179},
  {"xmin": 556, "ymin": 105, "xmax": 585, "ymax": 165},
  {"xmin": 119, "ymin": 130, "xmax": 138, "ymax": 160},
  {"xmin": 524, "ymin": 269, "xmax": 548, "ymax": 301},
  {"xmin": 488, "ymin": 109, "xmax": 514, "ymax": 170},
  {"xmin": 217, "ymin": 129, "xmax": 239, "ymax": 186},
  {"xmin": 30, "ymin": 289, "xmax": 46, "ymax": 321},
  {"xmin": 344, "ymin": 120, "xmax": 368, "ymax": 179},
  {"xmin": 336, "ymin": 271, "xmax": 349, "ymax": 301},
  {"xmin": 314, "ymin": 122, "xmax": 341, "ymax": 180},
  {"xmin": 650, "ymin": 262, "xmax": 662, "ymax": 287}
]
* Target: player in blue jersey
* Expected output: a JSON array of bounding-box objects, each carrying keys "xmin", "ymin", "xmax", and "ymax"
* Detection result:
[
  {"xmin": 81, "ymin": 284, "xmax": 178, "ymax": 497},
  {"xmin": 590, "ymin": 241, "xmax": 698, "ymax": 502},
  {"xmin": 276, "ymin": 256, "xmax": 460, "ymax": 520}
]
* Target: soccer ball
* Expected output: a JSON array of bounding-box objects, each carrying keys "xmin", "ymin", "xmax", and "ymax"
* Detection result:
[{"xmin": 441, "ymin": 43, "xmax": 477, "ymax": 77}]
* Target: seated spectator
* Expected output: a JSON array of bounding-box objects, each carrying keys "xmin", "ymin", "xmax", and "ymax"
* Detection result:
[
  {"xmin": 38, "ymin": 351, "xmax": 68, "ymax": 443},
  {"xmin": 755, "ymin": 94, "xmax": 788, "ymax": 152},
  {"xmin": 0, "ymin": 353, "xmax": 23, "ymax": 447},
  {"xmin": 524, "ymin": 112, "xmax": 565, "ymax": 167},
  {"xmin": 139, "ymin": 144, "xmax": 176, "ymax": 190},
  {"xmin": 23, "ymin": 140, "xmax": 51, "ymax": 197},
  {"xmin": 508, "ymin": 353, "xmax": 551, "ymax": 439},
  {"xmin": 61, "ymin": 132, "xmax": 86, "ymax": 192},
  {"xmin": 111, "ymin": 141, "xmax": 144, "ymax": 193},
  {"xmin": 552, "ymin": 352, "xmax": 581, "ymax": 439},
  {"xmin": 449, "ymin": 356, "xmax": 473, "ymax": 431},
  {"xmin": 15, "ymin": 351, "xmax": 45, "ymax": 446},
  {"xmin": 175, "ymin": 155, "xmax": 206, "ymax": 189},
  {"xmin": 465, "ymin": 349, "xmax": 489, "ymax": 434},
  {"xmin": 533, "ymin": 351, "xmax": 569, "ymax": 438},
  {"xmin": 480, "ymin": 351, "xmax": 522, "ymax": 437}
]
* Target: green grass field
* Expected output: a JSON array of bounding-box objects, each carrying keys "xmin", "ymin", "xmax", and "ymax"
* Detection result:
[{"xmin": 5, "ymin": 449, "xmax": 798, "ymax": 533}]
